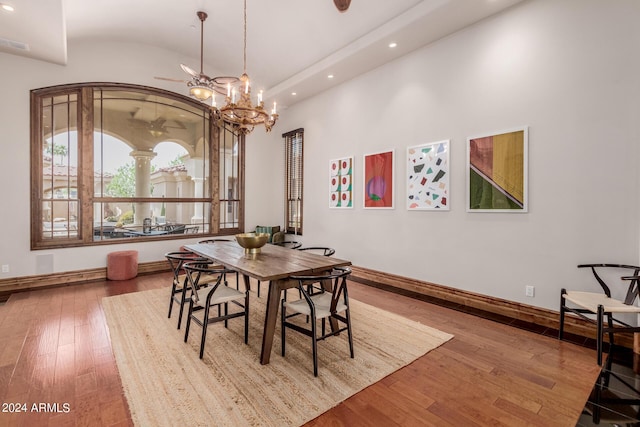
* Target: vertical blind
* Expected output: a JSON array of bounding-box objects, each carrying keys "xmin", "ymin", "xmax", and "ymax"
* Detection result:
[{"xmin": 283, "ymin": 128, "xmax": 303, "ymax": 234}]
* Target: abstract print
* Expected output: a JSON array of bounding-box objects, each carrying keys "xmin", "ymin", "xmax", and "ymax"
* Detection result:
[
  {"xmin": 329, "ymin": 157, "xmax": 353, "ymax": 208},
  {"xmin": 467, "ymin": 127, "xmax": 528, "ymax": 212},
  {"xmin": 364, "ymin": 150, "xmax": 394, "ymax": 208},
  {"xmin": 407, "ymin": 141, "xmax": 449, "ymax": 210}
]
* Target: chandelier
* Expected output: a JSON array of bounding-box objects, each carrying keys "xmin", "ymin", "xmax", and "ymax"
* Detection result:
[{"xmin": 217, "ymin": 0, "xmax": 278, "ymax": 135}]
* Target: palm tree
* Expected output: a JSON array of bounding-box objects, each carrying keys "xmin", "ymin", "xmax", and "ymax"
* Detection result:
[{"xmin": 44, "ymin": 142, "xmax": 68, "ymax": 165}]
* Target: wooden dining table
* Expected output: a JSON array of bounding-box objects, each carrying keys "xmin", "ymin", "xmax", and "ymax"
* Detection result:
[{"xmin": 184, "ymin": 242, "xmax": 352, "ymax": 364}]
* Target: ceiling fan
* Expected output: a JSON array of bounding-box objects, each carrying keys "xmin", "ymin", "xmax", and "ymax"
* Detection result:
[
  {"xmin": 155, "ymin": 11, "xmax": 238, "ymax": 100},
  {"xmin": 334, "ymin": 0, "xmax": 351, "ymax": 12},
  {"xmin": 128, "ymin": 117, "xmax": 185, "ymax": 138}
]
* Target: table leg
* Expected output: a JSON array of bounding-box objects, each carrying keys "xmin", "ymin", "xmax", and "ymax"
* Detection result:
[
  {"xmin": 260, "ymin": 279, "xmax": 283, "ymax": 365},
  {"xmin": 243, "ymin": 274, "xmax": 251, "ymax": 292}
]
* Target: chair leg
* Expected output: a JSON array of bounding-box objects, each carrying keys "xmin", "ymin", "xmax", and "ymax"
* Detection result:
[
  {"xmin": 281, "ymin": 300, "xmax": 286, "ymax": 356},
  {"xmin": 244, "ymin": 291, "xmax": 250, "ymax": 344},
  {"xmin": 597, "ymin": 304, "xmax": 604, "ymax": 366},
  {"xmin": 177, "ymin": 282, "xmax": 188, "ymax": 330},
  {"xmin": 311, "ymin": 316, "xmax": 318, "ymax": 377},
  {"xmin": 558, "ymin": 288, "xmax": 566, "ymax": 340},
  {"xmin": 200, "ymin": 304, "xmax": 210, "ymax": 359},
  {"xmin": 345, "ymin": 309, "xmax": 354, "ymax": 358},
  {"xmin": 606, "ymin": 313, "xmax": 615, "ymax": 358},
  {"xmin": 224, "ymin": 303, "xmax": 229, "ymax": 328},
  {"xmin": 168, "ymin": 282, "xmax": 177, "ymax": 318},
  {"xmin": 184, "ymin": 301, "xmax": 193, "ymax": 343}
]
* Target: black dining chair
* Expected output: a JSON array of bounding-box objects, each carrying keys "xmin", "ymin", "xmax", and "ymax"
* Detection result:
[
  {"xmin": 165, "ymin": 251, "xmax": 212, "ymax": 329},
  {"xmin": 281, "ymin": 267, "xmax": 354, "ymax": 376},
  {"xmin": 560, "ymin": 263, "xmax": 640, "ymax": 366},
  {"xmin": 183, "ymin": 260, "xmax": 249, "ymax": 359}
]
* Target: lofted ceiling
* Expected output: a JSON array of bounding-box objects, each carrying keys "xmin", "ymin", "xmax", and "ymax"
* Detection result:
[{"xmin": 0, "ymin": 0, "xmax": 524, "ymax": 107}]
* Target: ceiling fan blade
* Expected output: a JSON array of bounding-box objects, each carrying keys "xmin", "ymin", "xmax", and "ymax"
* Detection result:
[
  {"xmin": 150, "ymin": 118, "xmax": 167, "ymax": 126},
  {"xmin": 154, "ymin": 76, "xmax": 188, "ymax": 83},
  {"xmin": 171, "ymin": 119, "xmax": 187, "ymax": 130},
  {"xmin": 180, "ymin": 64, "xmax": 199, "ymax": 78},
  {"xmin": 212, "ymin": 76, "xmax": 240, "ymax": 85}
]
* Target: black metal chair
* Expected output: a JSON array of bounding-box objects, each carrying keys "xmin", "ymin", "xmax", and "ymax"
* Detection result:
[
  {"xmin": 560, "ymin": 264, "xmax": 640, "ymax": 366},
  {"xmin": 165, "ymin": 251, "xmax": 211, "ymax": 329},
  {"xmin": 183, "ymin": 260, "xmax": 249, "ymax": 359},
  {"xmin": 281, "ymin": 267, "xmax": 354, "ymax": 376}
]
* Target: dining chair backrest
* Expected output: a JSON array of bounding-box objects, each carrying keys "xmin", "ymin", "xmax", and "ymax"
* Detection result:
[
  {"xmin": 198, "ymin": 239, "xmax": 232, "ymax": 244},
  {"xmin": 165, "ymin": 251, "xmax": 207, "ymax": 283},
  {"xmin": 182, "ymin": 260, "xmax": 230, "ymax": 305},
  {"xmin": 274, "ymin": 240, "xmax": 302, "ymax": 249},
  {"xmin": 291, "ymin": 266, "xmax": 351, "ymax": 307},
  {"xmin": 298, "ymin": 246, "xmax": 335, "ymax": 257}
]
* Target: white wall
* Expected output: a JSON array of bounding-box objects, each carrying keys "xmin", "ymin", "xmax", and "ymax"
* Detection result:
[
  {"xmin": 1, "ymin": 0, "xmax": 638, "ymax": 314},
  {"xmin": 252, "ymin": 0, "xmax": 640, "ymax": 311}
]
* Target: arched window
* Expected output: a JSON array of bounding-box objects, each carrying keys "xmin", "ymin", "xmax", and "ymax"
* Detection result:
[{"xmin": 31, "ymin": 83, "xmax": 244, "ymax": 249}]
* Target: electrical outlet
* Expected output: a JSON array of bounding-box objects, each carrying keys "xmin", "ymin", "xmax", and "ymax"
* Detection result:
[
  {"xmin": 525, "ymin": 285, "xmax": 535, "ymax": 297},
  {"xmin": 1, "ymin": 264, "xmax": 8, "ymax": 273}
]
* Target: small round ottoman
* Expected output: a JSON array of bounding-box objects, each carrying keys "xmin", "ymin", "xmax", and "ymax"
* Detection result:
[{"xmin": 107, "ymin": 250, "xmax": 138, "ymax": 280}]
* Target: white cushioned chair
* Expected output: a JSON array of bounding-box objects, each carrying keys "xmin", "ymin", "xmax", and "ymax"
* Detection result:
[
  {"xmin": 183, "ymin": 260, "xmax": 249, "ymax": 359},
  {"xmin": 281, "ymin": 267, "xmax": 353, "ymax": 376},
  {"xmin": 560, "ymin": 263, "xmax": 640, "ymax": 366}
]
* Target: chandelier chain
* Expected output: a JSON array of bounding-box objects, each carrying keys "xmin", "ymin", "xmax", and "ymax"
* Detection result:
[{"xmin": 243, "ymin": 0, "xmax": 247, "ymax": 74}]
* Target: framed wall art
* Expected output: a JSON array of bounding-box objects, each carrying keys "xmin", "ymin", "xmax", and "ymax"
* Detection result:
[
  {"xmin": 467, "ymin": 126, "xmax": 528, "ymax": 212},
  {"xmin": 407, "ymin": 140, "xmax": 450, "ymax": 210},
  {"xmin": 363, "ymin": 149, "xmax": 394, "ymax": 209},
  {"xmin": 329, "ymin": 156, "xmax": 353, "ymax": 208}
]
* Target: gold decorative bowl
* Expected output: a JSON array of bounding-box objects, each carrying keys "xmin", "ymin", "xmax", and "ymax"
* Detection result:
[{"xmin": 235, "ymin": 233, "xmax": 270, "ymax": 254}]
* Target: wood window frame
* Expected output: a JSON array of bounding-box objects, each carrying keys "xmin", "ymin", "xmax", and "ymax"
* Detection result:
[
  {"xmin": 283, "ymin": 128, "xmax": 303, "ymax": 235},
  {"xmin": 30, "ymin": 82, "xmax": 244, "ymax": 249}
]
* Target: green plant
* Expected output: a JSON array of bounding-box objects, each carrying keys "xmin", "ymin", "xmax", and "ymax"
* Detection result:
[{"xmin": 119, "ymin": 210, "xmax": 134, "ymax": 225}]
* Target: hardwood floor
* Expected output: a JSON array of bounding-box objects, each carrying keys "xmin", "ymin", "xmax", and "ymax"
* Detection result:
[{"xmin": 0, "ymin": 272, "xmax": 600, "ymax": 426}]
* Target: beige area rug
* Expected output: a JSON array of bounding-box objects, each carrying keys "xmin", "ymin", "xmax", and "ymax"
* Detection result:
[{"xmin": 102, "ymin": 287, "xmax": 453, "ymax": 427}]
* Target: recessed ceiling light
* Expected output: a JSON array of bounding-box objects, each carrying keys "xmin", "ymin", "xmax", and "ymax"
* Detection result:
[
  {"xmin": 1, "ymin": 3, "xmax": 15, "ymax": 12},
  {"xmin": 291, "ymin": 92, "xmax": 297, "ymax": 96},
  {"xmin": 327, "ymin": 74, "xmax": 334, "ymax": 79},
  {"xmin": 388, "ymin": 42, "xmax": 397, "ymax": 48}
]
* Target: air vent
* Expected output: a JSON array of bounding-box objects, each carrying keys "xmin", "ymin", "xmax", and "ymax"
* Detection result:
[{"xmin": 0, "ymin": 37, "xmax": 30, "ymax": 51}]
